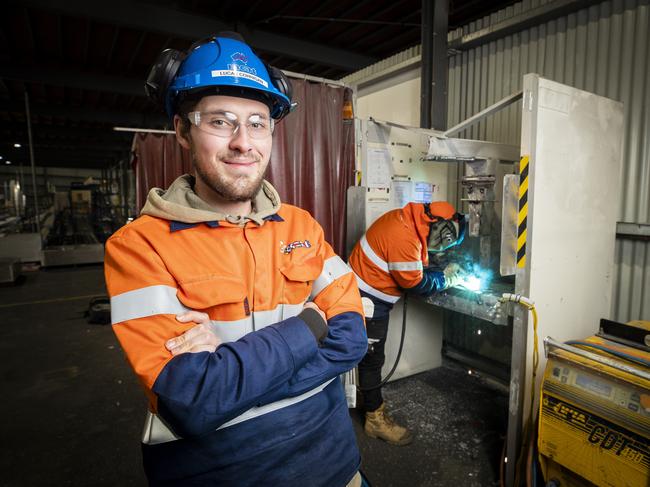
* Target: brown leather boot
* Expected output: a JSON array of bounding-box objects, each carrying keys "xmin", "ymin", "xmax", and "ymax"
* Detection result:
[{"xmin": 364, "ymin": 403, "xmax": 413, "ymax": 446}]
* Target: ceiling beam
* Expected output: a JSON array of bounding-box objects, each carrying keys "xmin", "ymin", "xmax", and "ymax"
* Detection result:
[
  {"xmin": 0, "ymin": 100, "xmax": 168, "ymax": 127},
  {"xmin": 7, "ymin": 148, "xmax": 128, "ymax": 164},
  {"xmin": 0, "ymin": 65, "xmax": 144, "ymax": 97},
  {"xmin": 9, "ymin": 150, "xmax": 124, "ymax": 162},
  {"xmin": 5, "ymin": 143, "xmax": 127, "ymax": 155},
  {"xmin": 9, "ymin": 152, "xmax": 122, "ymax": 161},
  {"xmin": 0, "ymin": 142, "xmax": 125, "ymax": 158},
  {"xmin": 306, "ymin": 0, "xmax": 375, "ymax": 38},
  {"xmin": 7, "ymin": 158, "xmax": 118, "ymax": 169},
  {"xmin": 0, "ymin": 123, "xmax": 132, "ymax": 141},
  {"xmin": 344, "ymin": 5, "xmax": 419, "ymax": 49},
  {"xmin": 15, "ymin": 0, "xmax": 376, "ymax": 70}
]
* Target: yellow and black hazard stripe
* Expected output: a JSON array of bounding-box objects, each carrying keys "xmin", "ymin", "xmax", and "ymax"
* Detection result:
[{"xmin": 517, "ymin": 156, "xmax": 529, "ymax": 268}]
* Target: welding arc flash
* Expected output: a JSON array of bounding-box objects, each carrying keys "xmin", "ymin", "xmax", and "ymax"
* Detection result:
[{"xmin": 457, "ymin": 275, "xmax": 482, "ymax": 292}]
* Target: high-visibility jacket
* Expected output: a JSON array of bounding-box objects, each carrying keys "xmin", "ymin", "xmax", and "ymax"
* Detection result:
[
  {"xmin": 104, "ymin": 175, "xmax": 367, "ymax": 487},
  {"xmin": 348, "ymin": 202, "xmax": 455, "ymax": 319}
]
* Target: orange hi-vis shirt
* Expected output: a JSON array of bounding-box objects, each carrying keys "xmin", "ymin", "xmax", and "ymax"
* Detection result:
[
  {"xmin": 348, "ymin": 201, "xmax": 455, "ymax": 305},
  {"xmin": 104, "ymin": 176, "xmax": 367, "ymax": 485}
]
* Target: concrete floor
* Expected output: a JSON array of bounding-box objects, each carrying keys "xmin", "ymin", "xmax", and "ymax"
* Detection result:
[
  {"xmin": 0, "ymin": 265, "xmax": 147, "ymax": 487},
  {"xmin": 0, "ymin": 266, "xmax": 507, "ymax": 487},
  {"xmin": 353, "ymin": 363, "xmax": 507, "ymax": 487}
]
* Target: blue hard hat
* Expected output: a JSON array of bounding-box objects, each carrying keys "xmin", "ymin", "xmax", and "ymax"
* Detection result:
[{"xmin": 164, "ymin": 35, "xmax": 292, "ymax": 120}]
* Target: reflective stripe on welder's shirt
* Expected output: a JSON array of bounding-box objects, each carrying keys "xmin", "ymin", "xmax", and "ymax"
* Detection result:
[{"xmin": 360, "ymin": 235, "xmax": 422, "ymax": 273}]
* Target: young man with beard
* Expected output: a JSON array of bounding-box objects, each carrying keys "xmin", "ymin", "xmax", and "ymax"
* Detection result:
[{"xmin": 104, "ymin": 33, "xmax": 367, "ymax": 487}]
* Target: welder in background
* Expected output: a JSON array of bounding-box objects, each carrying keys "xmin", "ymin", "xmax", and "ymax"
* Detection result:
[{"xmin": 348, "ymin": 201, "xmax": 466, "ymax": 445}]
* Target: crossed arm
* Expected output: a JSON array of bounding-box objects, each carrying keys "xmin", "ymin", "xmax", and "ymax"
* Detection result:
[
  {"xmin": 166, "ymin": 302, "xmax": 327, "ymax": 356},
  {"xmin": 105, "ymin": 230, "xmax": 366, "ymax": 438}
]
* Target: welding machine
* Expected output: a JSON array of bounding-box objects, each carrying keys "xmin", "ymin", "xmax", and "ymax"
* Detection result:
[{"xmin": 538, "ymin": 320, "xmax": 650, "ymax": 487}]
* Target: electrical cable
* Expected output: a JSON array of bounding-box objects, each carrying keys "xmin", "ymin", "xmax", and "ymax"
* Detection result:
[
  {"xmin": 357, "ymin": 294, "xmax": 409, "ymax": 392},
  {"xmin": 526, "ymin": 418, "xmax": 539, "ymax": 487},
  {"xmin": 499, "ymin": 436, "xmax": 507, "ymax": 487}
]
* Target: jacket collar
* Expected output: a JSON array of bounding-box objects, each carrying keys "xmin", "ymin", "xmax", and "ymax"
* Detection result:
[{"xmin": 169, "ymin": 213, "xmax": 284, "ymax": 232}]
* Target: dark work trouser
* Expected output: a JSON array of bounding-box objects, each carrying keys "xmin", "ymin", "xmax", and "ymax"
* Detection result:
[{"xmin": 357, "ymin": 315, "xmax": 390, "ymax": 412}]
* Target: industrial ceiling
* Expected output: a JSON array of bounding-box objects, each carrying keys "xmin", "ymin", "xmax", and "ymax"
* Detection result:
[{"xmin": 0, "ymin": 0, "xmax": 516, "ymax": 170}]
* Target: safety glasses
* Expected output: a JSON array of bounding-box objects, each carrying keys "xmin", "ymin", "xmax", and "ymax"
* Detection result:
[{"xmin": 187, "ymin": 110, "xmax": 274, "ymax": 139}]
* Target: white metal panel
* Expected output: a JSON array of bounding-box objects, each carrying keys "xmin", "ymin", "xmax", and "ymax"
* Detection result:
[
  {"xmin": 383, "ymin": 299, "xmax": 444, "ymax": 381},
  {"xmin": 521, "ymin": 73, "xmax": 624, "ymax": 391},
  {"xmin": 355, "ymin": 76, "xmax": 421, "ymax": 126},
  {"xmin": 359, "ymin": 120, "xmax": 450, "ymax": 219}
]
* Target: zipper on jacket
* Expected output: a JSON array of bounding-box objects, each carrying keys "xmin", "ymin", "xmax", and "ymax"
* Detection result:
[
  {"xmin": 243, "ymin": 296, "xmax": 251, "ymax": 317},
  {"xmin": 242, "ymin": 225, "xmax": 256, "ymax": 330}
]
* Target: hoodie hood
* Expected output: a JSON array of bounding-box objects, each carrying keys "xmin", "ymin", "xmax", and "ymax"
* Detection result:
[{"xmin": 141, "ymin": 174, "xmax": 281, "ymax": 226}]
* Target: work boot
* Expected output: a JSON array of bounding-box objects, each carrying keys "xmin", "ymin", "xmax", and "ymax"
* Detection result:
[{"xmin": 364, "ymin": 403, "xmax": 413, "ymax": 446}]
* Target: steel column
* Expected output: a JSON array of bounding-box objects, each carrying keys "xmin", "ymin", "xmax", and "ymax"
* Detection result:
[{"xmin": 420, "ymin": 0, "xmax": 449, "ymax": 130}]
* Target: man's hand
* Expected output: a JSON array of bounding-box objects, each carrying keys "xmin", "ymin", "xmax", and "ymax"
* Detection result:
[
  {"xmin": 443, "ymin": 263, "xmax": 464, "ymax": 290},
  {"xmin": 303, "ymin": 301, "xmax": 327, "ymax": 322},
  {"xmin": 300, "ymin": 301, "xmax": 329, "ymax": 344},
  {"xmin": 165, "ymin": 311, "xmax": 221, "ymax": 356}
]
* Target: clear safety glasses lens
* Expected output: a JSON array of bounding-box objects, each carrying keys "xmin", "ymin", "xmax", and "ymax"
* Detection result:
[{"xmin": 188, "ymin": 111, "xmax": 274, "ymax": 139}]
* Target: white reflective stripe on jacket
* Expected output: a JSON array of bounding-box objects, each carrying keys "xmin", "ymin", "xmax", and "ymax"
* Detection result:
[{"xmin": 359, "ymin": 235, "xmax": 422, "ymax": 272}]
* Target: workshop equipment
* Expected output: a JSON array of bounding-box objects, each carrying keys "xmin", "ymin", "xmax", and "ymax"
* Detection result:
[
  {"xmin": 347, "ymin": 74, "xmax": 624, "ymax": 486},
  {"xmin": 539, "ymin": 320, "xmax": 650, "ymax": 486}
]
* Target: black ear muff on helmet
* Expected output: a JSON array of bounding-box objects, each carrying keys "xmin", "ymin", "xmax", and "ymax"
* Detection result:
[
  {"xmin": 264, "ymin": 63, "xmax": 294, "ymax": 120},
  {"xmin": 144, "ymin": 34, "xmax": 222, "ymax": 110},
  {"xmin": 265, "ymin": 64, "xmax": 293, "ymax": 102},
  {"xmin": 145, "ymin": 48, "xmax": 186, "ymax": 108}
]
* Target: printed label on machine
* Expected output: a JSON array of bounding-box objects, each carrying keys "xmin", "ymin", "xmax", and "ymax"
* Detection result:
[{"xmin": 540, "ymin": 394, "xmax": 650, "ymax": 470}]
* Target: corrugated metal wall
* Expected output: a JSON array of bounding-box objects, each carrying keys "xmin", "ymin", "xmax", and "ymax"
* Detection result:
[
  {"xmin": 446, "ymin": 0, "xmax": 649, "ymax": 322},
  {"xmin": 346, "ymin": 0, "xmax": 649, "ymax": 322},
  {"xmin": 344, "ymin": 46, "xmax": 421, "ymax": 86}
]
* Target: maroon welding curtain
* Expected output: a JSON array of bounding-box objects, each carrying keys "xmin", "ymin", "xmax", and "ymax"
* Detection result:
[
  {"xmin": 132, "ymin": 78, "xmax": 354, "ymax": 256},
  {"xmin": 267, "ymin": 80, "xmax": 354, "ymax": 257},
  {"xmin": 132, "ymin": 132, "xmax": 192, "ymax": 213}
]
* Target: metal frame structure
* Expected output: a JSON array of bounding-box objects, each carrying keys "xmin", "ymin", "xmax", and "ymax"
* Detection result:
[{"xmin": 349, "ymin": 73, "xmax": 624, "ymax": 487}]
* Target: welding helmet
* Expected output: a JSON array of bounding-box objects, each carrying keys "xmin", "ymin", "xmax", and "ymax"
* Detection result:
[
  {"xmin": 426, "ymin": 207, "xmax": 466, "ymax": 253},
  {"xmin": 145, "ymin": 32, "xmax": 293, "ymax": 120}
]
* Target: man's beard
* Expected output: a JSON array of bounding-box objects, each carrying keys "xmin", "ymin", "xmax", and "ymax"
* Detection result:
[{"xmin": 193, "ymin": 151, "xmax": 267, "ymax": 203}]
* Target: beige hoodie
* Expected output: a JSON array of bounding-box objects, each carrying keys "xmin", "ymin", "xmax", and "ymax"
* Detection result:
[{"xmin": 140, "ymin": 174, "xmax": 282, "ymax": 226}]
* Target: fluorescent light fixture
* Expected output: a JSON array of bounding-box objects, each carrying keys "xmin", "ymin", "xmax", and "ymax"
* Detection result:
[
  {"xmin": 5, "ymin": 160, "xmax": 11, "ymax": 165},
  {"xmin": 13, "ymin": 143, "xmax": 21, "ymax": 148}
]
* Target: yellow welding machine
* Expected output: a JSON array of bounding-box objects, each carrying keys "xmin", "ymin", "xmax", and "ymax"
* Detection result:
[{"xmin": 538, "ymin": 320, "xmax": 650, "ymax": 487}]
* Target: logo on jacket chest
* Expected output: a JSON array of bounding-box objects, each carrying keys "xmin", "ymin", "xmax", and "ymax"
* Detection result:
[{"xmin": 280, "ymin": 240, "xmax": 312, "ymax": 254}]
